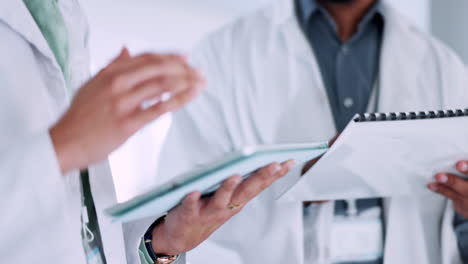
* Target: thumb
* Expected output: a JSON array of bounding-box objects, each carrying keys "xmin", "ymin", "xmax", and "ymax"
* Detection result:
[{"xmin": 112, "ymin": 47, "xmax": 131, "ymax": 63}]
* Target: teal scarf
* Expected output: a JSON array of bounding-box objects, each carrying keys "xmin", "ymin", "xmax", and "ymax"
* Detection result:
[{"xmin": 23, "ymin": 0, "xmax": 70, "ymax": 85}]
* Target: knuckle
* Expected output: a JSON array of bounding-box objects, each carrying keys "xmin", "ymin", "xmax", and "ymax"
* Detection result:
[
  {"xmin": 164, "ymin": 54, "xmax": 183, "ymax": 63},
  {"xmin": 255, "ymin": 169, "xmax": 268, "ymax": 178},
  {"xmin": 98, "ymin": 66, "xmax": 112, "ymax": 77},
  {"xmin": 243, "ymin": 187, "xmax": 257, "ymax": 199},
  {"xmin": 261, "ymin": 172, "xmax": 271, "ymax": 181},
  {"xmin": 108, "ymin": 75, "xmax": 125, "ymax": 92},
  {"xmin": 111, "ymin": 97, "xmax": 127, "ymax": 113},
  {"xmin": 119, "ymin": 119, "xmax": 137, "ymax": 136},
  {"xmin": 140, "ymin": 53, "xmax": 158, "ymax": 63},
  {"xmin": 212, "ymin": 201, "xmax": 225, "ymax": 211}
]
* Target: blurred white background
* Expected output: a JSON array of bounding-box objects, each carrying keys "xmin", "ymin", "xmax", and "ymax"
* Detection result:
[{"xmin": 80, "ymin": 0, "xmax": 467, "ymax": 201}]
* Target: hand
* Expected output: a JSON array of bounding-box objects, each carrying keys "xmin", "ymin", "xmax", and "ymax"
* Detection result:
[
  {"xmin": 50, "ymin": 49, "xmax": 205, "ymax": 174},
  {"xmin": 428, "ymin": 160, "xmax": 468, "ymax": 218},
  {"xmin": 150, "ymin": 160, "xmax": 296, "ymax": 256}
]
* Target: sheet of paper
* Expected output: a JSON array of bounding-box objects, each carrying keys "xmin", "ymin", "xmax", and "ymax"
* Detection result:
[{"xmin": 279, "ymin": 116, "xmax": 468, "ymax": 202}]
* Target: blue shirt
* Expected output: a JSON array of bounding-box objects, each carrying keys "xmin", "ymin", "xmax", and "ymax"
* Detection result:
[
  {"xmin": 297, "ymin": 1, "xmax": 385, "ymax": 263},
  {"xmin": 297, "ymin": 0, "xmax": 384, "ymax": 132}
]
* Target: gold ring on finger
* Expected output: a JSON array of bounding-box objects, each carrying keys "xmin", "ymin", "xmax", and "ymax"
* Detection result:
[{"xmin": 228, "ymin": 203, "xmax": 242, "ymax": 211}]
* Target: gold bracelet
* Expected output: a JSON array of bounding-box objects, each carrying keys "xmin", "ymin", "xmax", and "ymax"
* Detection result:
[{"xmin": 156, "ymin": 255, "xmax": 179, "ymax": 264}]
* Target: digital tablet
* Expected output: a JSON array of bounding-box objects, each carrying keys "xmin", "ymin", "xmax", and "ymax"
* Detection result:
[{"xmin": 105, "ymin": 142, "xmax": 328, "ymax": 222}]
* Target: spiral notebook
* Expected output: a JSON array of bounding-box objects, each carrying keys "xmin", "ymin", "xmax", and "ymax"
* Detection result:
[{"xmin": 280, "ymin": 109, "xmax": 468, "ymax": 202}]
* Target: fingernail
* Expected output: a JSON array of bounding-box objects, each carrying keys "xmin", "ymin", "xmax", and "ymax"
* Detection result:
[
  {"xmin": 437, "ymin": 174, "xmax": 448, "ymax": 183},
  {"xmin": 459, "ymin": 162, "xmax": 468, "ymax": 172},
  {"xmin": 428, "ymin": 184, "xmax": 438, "ymax": 192},
  {"xmin": 233, "ymin": 175, "xmax": 242, "ymax": 184},
  {"xmin": 286, "ymin": 160, "xmax": 296, "ymax": 169},
  {"xmin": 270, "ymin": 163, "xmax": 282, "ymax": 174}
]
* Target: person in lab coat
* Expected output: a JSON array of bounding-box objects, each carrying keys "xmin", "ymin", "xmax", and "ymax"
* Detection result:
[
  {"xmin": 0, "ymin": 1, "xmax": 295, "ymax": 264},
  {"xmin": 157, "ymin": 0, "xmax": 468, "ymax": 263}
]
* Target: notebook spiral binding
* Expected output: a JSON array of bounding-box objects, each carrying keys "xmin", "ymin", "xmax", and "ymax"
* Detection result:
[{"xmin": 354, "ymin": 109, "xmax": 468, "ymax": 123}]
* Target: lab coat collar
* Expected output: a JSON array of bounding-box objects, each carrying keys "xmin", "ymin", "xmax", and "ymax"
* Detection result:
[
  {"xmin": 297, "ymin": 0, "xmax": 384, "ymax": 26},
  {"xmin": 0, "ymin": 1, "xmax": 62, "ymax": 73},
  {"xmin": 274, "ymin": 0, "xmax": 399, "ymax": 27}
]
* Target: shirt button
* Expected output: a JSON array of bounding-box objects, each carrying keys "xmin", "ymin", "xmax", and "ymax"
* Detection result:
[
  {"xmin": 344, "ymin": 97, "xmax": 354, "ymax": 108},
  {"xmin": 341, "ymin": 46, "xmax": 349, "ymax": 54}
]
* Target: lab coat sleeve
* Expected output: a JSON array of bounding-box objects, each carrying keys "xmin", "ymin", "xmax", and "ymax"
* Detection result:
[
  {"xmin": 0, "ymin": 131, "xmax": 73, "ymax": 259},
  {"xmin": 123, "ymin": 217, "xmax": 188, "ymax": 264}
]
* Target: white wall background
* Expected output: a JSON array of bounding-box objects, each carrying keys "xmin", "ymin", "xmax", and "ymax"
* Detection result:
[
  {"xmin": 80, "ymin": 0, "xmax": 465, "ymax": 201},
  {"xmin": 431, "ymin": 0, "xmax": 468, "ymax": 64}
]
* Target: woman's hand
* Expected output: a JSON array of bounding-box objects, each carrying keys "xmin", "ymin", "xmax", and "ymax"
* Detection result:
[
  {"xmin": 51, "ymin": 49, "xmax": 205, "ymax": 174},
  {"xmin": 151, "ymin": 161, "xmax": 296, "ymax": 256}
]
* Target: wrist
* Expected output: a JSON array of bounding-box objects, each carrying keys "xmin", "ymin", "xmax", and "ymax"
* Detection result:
[
  {"xmin": 151, "ymin": 220, "xmax": 182, "ymax": 256},
  {"xmin": 50, "ymin": 123, "xmax": 80, "ymax": 175}
]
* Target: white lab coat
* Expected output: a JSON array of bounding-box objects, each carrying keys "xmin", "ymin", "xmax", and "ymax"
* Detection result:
[
  {"xmin": 0, "ymin": 1, "xmax": 154, "ymax": 263},
  {"xmin": 158, "ymin": 0, "xmax": 468, "ymax": 263}
]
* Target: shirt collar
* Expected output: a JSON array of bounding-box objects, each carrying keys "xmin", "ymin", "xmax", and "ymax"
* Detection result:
[{"xmin": 298, "ymin": 0, "xmax": 384, "ymax": 26}]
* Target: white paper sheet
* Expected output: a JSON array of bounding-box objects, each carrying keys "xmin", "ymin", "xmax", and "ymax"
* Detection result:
[{"xmin": 279, "ymin": 115, "xmax": 468, "ymax": 202}]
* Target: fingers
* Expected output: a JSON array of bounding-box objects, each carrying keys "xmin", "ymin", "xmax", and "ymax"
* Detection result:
[
  {"xmin": 103, "ymin": 53, "xmax": 190, "ymax": 93},
  {"xmin": 233, "ymin": 163, "xmax": 281, "ymax": 204},
  {"xmin": 277, "ymin": 160, "xmax": 296, "ymax": 180},
  {"xmin": 428, "ymin": 183, "xmax": 462, "ymax": 201},
  {"xmin": 457, "ymin": 161, "xmax": 468, "ymax": 175},
  {"xmin": 123, "ymin": 67, "xmax": 200, "ymax": 112},
  {"xmin": 130, "ymin": 80, "xmax": 203, "ymax": 126},
  {"xmin": 434, "ymin": 173, "xmax": 468, "ymax": 195},
  {"xmin": 103, "ymin": 52, "xmax": 205, "ymax": 129},
  {"xmin": 180, "ymin": 191, "xmax": 202, "ymax": 217},
  {"xmin": 230, "ymin": 161, "xmax": 295, "ymax": 205},
  {"xmin": 207, "ymin": 175, "xmax": 242, "ymax": 211}
]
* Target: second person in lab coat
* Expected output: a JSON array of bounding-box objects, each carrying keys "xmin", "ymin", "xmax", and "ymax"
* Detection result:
[{"xmin": 157, "ymin": 0, "xmax": 468, "ymax": 263}]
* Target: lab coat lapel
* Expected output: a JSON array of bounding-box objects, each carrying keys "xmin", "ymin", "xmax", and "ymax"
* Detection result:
[
  {"xmin": 0, "ymin": 1, "xmax": 69, "ymax": 99},
  {"xmin": 377, "ymin": 4, "xmax": 423, "ymax": 113},
  {"xmin": 280, "ymin": 0, "xmax": 336, "ymax": 131}
]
